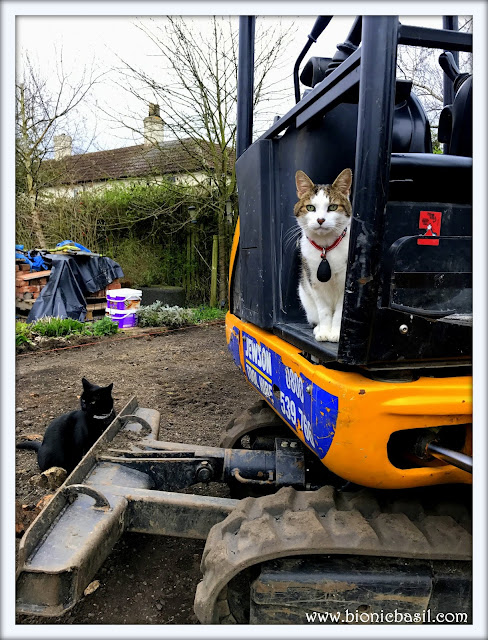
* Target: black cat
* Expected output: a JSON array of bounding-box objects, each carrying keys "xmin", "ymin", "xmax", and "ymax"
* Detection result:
[{"xmin": 17, "ymin": 378, "xmax": 115, "ymax": 474}]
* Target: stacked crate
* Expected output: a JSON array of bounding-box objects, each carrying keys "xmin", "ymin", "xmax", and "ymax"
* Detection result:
[{"xmin": 85, "ymin": 278, "xmax": 123, "ymax": 320}]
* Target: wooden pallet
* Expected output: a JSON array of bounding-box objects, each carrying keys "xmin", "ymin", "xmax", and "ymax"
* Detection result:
[{"xmin": 16, "ymin": 299, "xmax": 107, "ymax": 320}]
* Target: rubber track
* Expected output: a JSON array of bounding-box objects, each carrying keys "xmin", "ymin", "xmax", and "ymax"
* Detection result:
[
  {"xmin": 194, "ymin": 485, "xmax": 472, "ymax": 624},
  {"xmin": 219, "ymin": 399, "xmax": 286, "ymax": 448}
]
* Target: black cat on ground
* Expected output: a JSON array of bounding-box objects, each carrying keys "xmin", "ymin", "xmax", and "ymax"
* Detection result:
[{"xmin": 17, "ymin": 378, "xmax": 115, "ymax": 474}]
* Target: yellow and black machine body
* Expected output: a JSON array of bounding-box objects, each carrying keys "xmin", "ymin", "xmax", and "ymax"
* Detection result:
[{"xmin": 228, "ymin": 15, "xmax": 472, "ymax": 491}]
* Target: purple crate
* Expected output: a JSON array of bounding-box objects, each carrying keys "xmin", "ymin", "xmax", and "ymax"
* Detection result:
[
  {"xmin": 106, "ymin": 310, "xmax": 138, "ymax": 329},
  {"xmin": 106, "ymin": 288, "xmax": 142, "ymax": 311}
]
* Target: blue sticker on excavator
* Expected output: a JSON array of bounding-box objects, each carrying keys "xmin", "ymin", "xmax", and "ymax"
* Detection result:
[
  {"xmin": 242, "ymin": 331, "xmax": 274, "ymax": 402},
  {"xmin": 241, "ymin": 332, "xmax": 337, "ymax": 458},
  {"xmin": 311, "ymin": 385, "xmax": 338, "ymax": 458},
  {"xmin": 228, "ymin": 326, "xmax": 242, "ymax": 371}
]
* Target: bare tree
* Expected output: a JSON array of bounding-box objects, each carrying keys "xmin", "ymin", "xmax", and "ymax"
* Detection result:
[
  {"xmin": 396, "ymin": 17, "xmax": 472, "ymax": 145},
  {"xmin": 112, "ymin": 16, "xmax": 292, "ymax": 306},
  {"xmin": 16, "ymin": 52, "xmax": 103, "ymax": 247}
]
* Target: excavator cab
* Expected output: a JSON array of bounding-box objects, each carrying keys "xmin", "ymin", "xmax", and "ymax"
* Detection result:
[
  {"xmin": 231, "ymin": 15, "xmax": 471, "ymax": 368},
  {"xmin": 227, "ymin": 15, "xmax": 472, "ymax": 486}
]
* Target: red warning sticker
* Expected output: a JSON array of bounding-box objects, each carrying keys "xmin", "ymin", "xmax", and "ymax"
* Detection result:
[{"xmin": 418, "ymin": 211, "xmax": 442, "ymax": 246}]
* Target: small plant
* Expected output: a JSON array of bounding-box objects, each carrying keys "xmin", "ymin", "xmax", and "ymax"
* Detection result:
[
  {"xmin": 136, "ymin": 302, "xmax": 195, "ymax": 328},
  {"xmin": 30, "ymin": 316, "xmax": 87, "ymax": 337},
  {"xmin": 15, "ymin": 321, "xmax": 33, "ymax": 346},
  {"xmin": 91, "ymin": 316, "xmax": 119, "ymax": 336}
]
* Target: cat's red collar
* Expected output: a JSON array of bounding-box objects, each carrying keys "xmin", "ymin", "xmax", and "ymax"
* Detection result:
[{"xmin": 308, "ymin": 228, "xmax": 347, "ymax": 258}]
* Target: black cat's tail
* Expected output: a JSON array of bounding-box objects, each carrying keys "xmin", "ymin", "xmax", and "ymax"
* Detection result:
[{"xmin": 16, "ymin": 440, "xmax": 41, "ymax": 452}]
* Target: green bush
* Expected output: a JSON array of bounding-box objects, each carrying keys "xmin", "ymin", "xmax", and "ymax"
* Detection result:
[
  {"xmin": 136, "ymin": 302, "xmax": 195, "ymax": 328},
  {"xmin": 91, "ymin": 316, "xmax": 119, "ymax": 336},
  {"xmin": 30, "ymin": 316, "xmax": 88, "ymax": 337},
  {"xmin": 136, "ymin": 302, "xmax": 226, "ymax": 328},
  {"xmin": 15, "ymin": 321, "xmax": 33, "ymax": 346},
  {"xmin": 16, "ymin": 179, "xmax": 224, "ymax": 304},
  {"xmin": 107, "ymin": 237, "xmax": 168, "ymax": 287}
]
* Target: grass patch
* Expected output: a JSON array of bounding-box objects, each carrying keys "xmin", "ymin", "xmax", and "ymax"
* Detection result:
[
  {"xmin": 16, "ymin": 316, "xmax": 119, "ymax": 351},
  {"xmin": 192, "ymin": 306, "xmax": 226, "ymax": 323},
  {"xmin": 16, "ymin": 305, "xmax": 223, "ymax": 352}
]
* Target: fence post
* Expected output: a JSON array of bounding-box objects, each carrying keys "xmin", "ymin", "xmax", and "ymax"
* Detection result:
[
  {"xmin": 185, "ymin": 232, "xmax": 191, "ymax": 298},
  {"xmin": 210, "ymin": 235, "xmax": 218, "ymax": 307}
]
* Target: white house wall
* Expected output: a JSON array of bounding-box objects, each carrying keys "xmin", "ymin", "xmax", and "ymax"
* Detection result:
[{"xmin": 40, "ymin": 171, "xmax": 209, "ymax": 199}]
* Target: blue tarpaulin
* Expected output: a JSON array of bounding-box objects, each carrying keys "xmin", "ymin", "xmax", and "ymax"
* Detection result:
[
  {"xmin": 26, "ymin": 254, "xmax": 124, "ymax": 323},
  {"xmin": 15, "ymin": 245, "xmax": 51, "ymax": 271}
]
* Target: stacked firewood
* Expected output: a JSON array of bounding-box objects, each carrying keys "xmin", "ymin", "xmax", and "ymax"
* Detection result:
[{"xmin": 15, "ymin": 263, "xmax": 51, "ymax": 302}]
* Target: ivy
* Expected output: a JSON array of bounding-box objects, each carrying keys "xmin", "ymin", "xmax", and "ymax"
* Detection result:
[{"xmin": 16, "ymin": 179, "xmax": 225, "ymax": 304}]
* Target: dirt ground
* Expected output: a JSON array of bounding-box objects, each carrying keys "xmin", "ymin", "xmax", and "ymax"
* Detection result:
[{"xmin": 15, "ymin": 322, "xmax": 258, "ymax": 625}]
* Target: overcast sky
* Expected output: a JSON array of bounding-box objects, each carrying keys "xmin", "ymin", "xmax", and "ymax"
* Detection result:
[{"xmin": 16, "ymin": 13, "xmax": 444, "ymax": 153}]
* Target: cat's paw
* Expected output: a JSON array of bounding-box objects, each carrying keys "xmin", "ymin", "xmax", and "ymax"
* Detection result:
[
  {"xmin": 327, "ymin": 329, "xmax": 340, "ymax": 343},
  {"xmin": 313, "ymin": 325, "xmax": 331, "ymax": 342},
  {"xmin": 313, "ymin": 325, "xmax": 340, "ymax": 343}
]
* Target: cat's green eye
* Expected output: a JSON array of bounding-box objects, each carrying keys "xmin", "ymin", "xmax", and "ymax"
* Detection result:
[
  {"xmin": 328, "ymin": 204, "xmax": 339, "ymax": 211},
  {"xmin": 306, "ymin": 204, "xmax": 316, "ymax": 212}
]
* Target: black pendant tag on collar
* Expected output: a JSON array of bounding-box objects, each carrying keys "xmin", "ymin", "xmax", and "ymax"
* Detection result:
[{"xmin": 317, "ymin": 257, "xmax": 332, "ymax": 282}]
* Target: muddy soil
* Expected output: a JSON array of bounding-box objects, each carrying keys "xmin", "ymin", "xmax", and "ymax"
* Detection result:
[{"xmin": 15, "ymin": 323, "xmax": 257, "ymax": 625}]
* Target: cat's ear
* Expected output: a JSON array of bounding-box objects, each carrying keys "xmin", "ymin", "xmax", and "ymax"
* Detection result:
[
  {"xmin": 106, "ymin": 383, "xmax": 114, "ymax": 393},
  {"xmin": 296, "ymin": 171, "xmax": 314, "ymax": 198},
  {"xmin": 81, "ymin": 377, "xmax": 92, "ymax": 391},
  {"xmin": 332, "ymin": 168, "xmax": 352, "ymax": 197}
]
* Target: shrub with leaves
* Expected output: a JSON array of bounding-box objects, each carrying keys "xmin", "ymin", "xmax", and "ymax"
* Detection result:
[
  {"xmin": 91, "ymin": 316, "xmax": 119, "ymax": 336},
  {"xmin": 16, "ymin": 180, "xmax": 222, "ymax": 304},
  {"xmin": 29, "ymin": 317, "xmax": 88, "ymax": 337},
  {"xmin": 136, "ymin": 302, "xmax": 195, "ymax": 328},
  {"xmin": 15, "ymin": 321, "xmax": 34, "ymax": 346}
]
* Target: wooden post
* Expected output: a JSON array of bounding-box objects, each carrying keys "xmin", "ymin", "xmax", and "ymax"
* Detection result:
[
  {"xmin": 190, "ymin": 225, "xmax": 197, "ymax": 295},
  {"xmin": 210, "ymin": 235, "xmax": 218, "ymax": 307},
  {"xmin": 186, "ymin": 232, "xmax": 191, "ymax": 297}
]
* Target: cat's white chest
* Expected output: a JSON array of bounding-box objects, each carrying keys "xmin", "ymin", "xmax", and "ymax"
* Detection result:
[
  {"xmin": 300, "ymin": 231, "xmax": 349, "ymax": 287},
  {"xmin": 298, "ymin": 229, "xmax": 350, "ymax": 342}
]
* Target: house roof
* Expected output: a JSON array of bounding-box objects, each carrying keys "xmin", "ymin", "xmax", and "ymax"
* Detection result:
[{"xmin": 43, "ymin": 138, "xmax": 227, "ymax": 186}]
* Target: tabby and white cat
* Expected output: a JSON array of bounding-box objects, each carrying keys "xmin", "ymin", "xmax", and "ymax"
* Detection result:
[{"xmin": 294, "ymin": 168, "xmax": 353, "ymax": 343}]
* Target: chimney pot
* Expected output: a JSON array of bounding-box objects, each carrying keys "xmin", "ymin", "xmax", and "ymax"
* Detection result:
[
  {"xmin": 144, "ymin": 103, "xmax": 164, "ymax": 146},
  {"xmin": 148, "ymin": 103, "xmax": 160, "ymax": 117}
]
